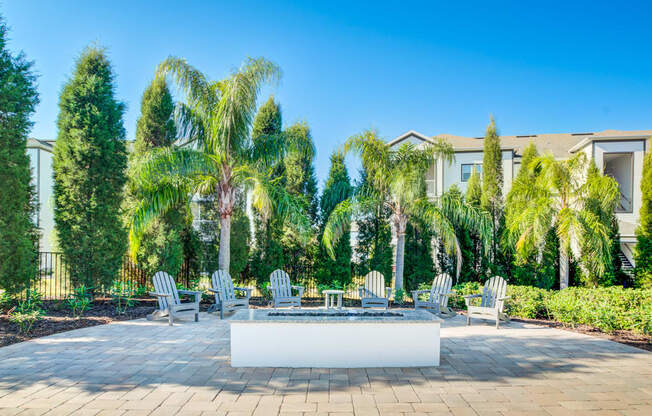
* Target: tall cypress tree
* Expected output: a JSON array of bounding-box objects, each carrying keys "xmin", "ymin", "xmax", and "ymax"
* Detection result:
[
  {"xmin": 281, "ymin": 121, "xmax": 318, "ymax": 280},
  {"xmin": 635, "ymin": 137, "xmax": 652, "ymax": 287},
  {"xmin": 126, "ymin": 77, "xmax": 188, "ymax": 276},
  {"xmin": 283, "ymin": 122, "xmax": 318, "ymax": 221},
  {"xmin": 250, "ymin": 96, "xmax": 285, "ymax": 284},
  {"xmin": 316, "ymin": 152, "xmax": 352, "ymax": 286},
  {"xmin": 464, "ymin": 168, "xmax": 483, "ymax": 278},
  {"xmin": 466, "ymin": 168, "xmax": 482, "ymax": 208},
  {"xmin": 0, "ymin": 18, "xmax": 39, "ymax": 294},
  {"xmin": 53, "ymin": 46, "xmax": 128, "ymax": 292},
  {"xmin": 404, "ymin": 216, "xmax": 435, "ymax": 291},
  {"xmin": 481, "ymin": 117, "xmax": 505, "ymax": 273}
]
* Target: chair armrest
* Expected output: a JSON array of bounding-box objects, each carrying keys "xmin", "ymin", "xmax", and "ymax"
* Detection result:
[
  {"xmin": 497, "ymin": 296, "xmax": 511, "ymax": 301},
  {"xmin": 463, "ymin": 294, "xmax": 481, "ymax": 299},
  {"xmin": 411, "ymin": 289, "xmax": 429, "ymax": 301},
  {"xmin": 463, "ymin": 293, "xmax": 481, "ymax": 307},
  {"xmin": 178, "ymin": 290, "xmax": 202, "ymax": 304},
  {"xmin": 292, "ymin": 285, "xmax": 305, "ymax": 297},
  {"xmin": 178, "ymin": 290, "xmax": 202, "ymax": 296},
  {"xmin": 149, "ymin": 292, "xmax": 171, "ymax": 298},
  {"xmin": 234, "ymin": 287, "xmax": 252, "ymax": 299},
  {"xmin": 207, "ymin": 288, "xmax": 221, "ymax": 293}
]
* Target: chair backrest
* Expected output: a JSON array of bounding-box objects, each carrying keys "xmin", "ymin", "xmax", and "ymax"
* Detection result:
[
  {"xmin": 152, "ymin": 271, "xmax": 180, "ymax": 310},
  {"xmin": 270, "ymin": 269, "xmax": 292, "ymax": 298},
  {"xmin": 429, "ymin": 273, "xmax": 453, "ymax": 306},
  {"xmin": 211, "ymin": 270, "xmax": 235, "ymax": 302},
  {"xmin": 481, "ymin": 276, "xmax": 508, "ymax": 311},
  {"xmin": 363, "ymin": 271, "xmax": 386, "ymax": 298}
]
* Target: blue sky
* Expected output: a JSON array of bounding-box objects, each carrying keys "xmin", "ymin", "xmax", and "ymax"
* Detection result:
[{"xmin": 5, "ymin": 1, "xmax": 652, "ymax": 185}]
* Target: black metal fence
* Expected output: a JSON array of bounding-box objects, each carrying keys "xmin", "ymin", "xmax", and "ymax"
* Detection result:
[
  {"xmin": 28, "ymin": 252, "xmax": 369, "ymax": 301},
  {"xmin": 29, "ymin": 252, "xmax": 194, "ymax": 300}
]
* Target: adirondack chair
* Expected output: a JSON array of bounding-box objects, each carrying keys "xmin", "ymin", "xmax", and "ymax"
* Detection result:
[
  {"xmin": 464, "ymin": 276, "xmax": 511, "ymax": 328},
  {"xmin": 359, "ymin": 271, "xmax": 391, "ymax": 309},
  {"xmin": 208, "ymin": 270, "xmax": 251, "ymax": 319},
  {"xmin": 411, "ymin": 273, "xmax": 455, "ymax": 316},
  {"xmin": 269, "ymin": 269, "xmax": 304, "ymax": 308},
  {"xmin": 148, "ymin": 271, "xmax": 202, "ymax": 326}
]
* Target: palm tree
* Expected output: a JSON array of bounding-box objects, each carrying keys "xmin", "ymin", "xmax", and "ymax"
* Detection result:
[
  {"xmin": 129, "ymin": 57, "xmax": 310, "ymax": 272},
  {"xmin": 322, "ymin": 130, "xmax": 490, "ymax": 292},
  {"xmin": 506, "ymin": 152, "xmax": 619, "ymax": 288}
]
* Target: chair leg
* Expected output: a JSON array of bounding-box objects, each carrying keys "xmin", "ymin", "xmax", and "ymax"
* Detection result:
[
  {"xmin": 466, "ymin": 314, "xmax": 471, "ymax": 326},
  {"xmin": 496, "ymin": 316, "xmax": 500, "ymax": 329},
  {"xmin": 168, "ymin": 312, "xmax": 173, "ymax": 326},
  {"xmin": 220, "ymin": 304, "xmax": 224, "ymax": 320},
  {"xmin": 195, "ymin": 311, "xmax": 199, "ymax": 322}
]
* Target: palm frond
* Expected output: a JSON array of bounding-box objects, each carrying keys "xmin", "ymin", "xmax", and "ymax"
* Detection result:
[
  {"xmin": 156, "ymin": 57, "xmax": 213, "ymax": 110},
  {"xmin": 134, "ymin": 147, "xmax": 218, "ymax": 189},
  {"xmin": 174, "ymin": 102, "xmax": 207, "ymax": 147},
  {"xmin": 128, "ymin": 182, "xmax": 193, "ymax": 258},
  {"xmin": 214, "ymin": 57, "xmax": 281, "ymax": 157},
  {"xmin": 322, "ymin": 199, "xmax": 354, "ymax": 259},
  {"xmin": 247, "ymin": 171, "xmax": 311, "ymax": 242}
]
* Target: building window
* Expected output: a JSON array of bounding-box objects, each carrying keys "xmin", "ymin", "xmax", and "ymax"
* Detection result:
[{"xmin": 461, "ymin": 164, "xmax": 482, "ymax": 182}]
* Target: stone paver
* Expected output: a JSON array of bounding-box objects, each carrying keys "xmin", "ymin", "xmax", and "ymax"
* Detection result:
[{"xmin": 1, "ymin": 311, "xmax": 651, "ymax": 416}]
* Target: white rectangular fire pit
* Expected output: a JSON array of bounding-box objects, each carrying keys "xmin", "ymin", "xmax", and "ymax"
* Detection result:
[{"xmin": 229, "ymin": 309, "xmax": 442, "ymax": 368}]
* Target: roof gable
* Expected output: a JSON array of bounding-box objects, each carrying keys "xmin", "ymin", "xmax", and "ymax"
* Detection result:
[{"xmin": 387, "ymin": 130, "xmax": 433, "ymax": 148}]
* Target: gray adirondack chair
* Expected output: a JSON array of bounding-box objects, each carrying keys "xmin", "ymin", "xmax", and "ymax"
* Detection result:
[
  {"xmin": 269, "ymin": 269, "xmax": 304, "ymax": 308},
  {"xmin": 359, "ymin": 271, "xmax": 391, "ymax": 309},
  {"xmin": 148, "ymin": 271, "xmax": 202, "ymax": 326},
  {"xmin": 411, "ymin": 273, "xmax": 455, "ymax": 316},
  {"xmin": 208, "ymin": 270, "xmax": 251, "ymax": 319},
  {"xmin": 464, "ymin": 276, "xmax": 511, "ymax": 328}
]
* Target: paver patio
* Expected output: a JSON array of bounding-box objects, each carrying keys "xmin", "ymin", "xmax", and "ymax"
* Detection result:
[{"xmin": 0, "ymin": 310, "xmax": 651, "ymax": 416}]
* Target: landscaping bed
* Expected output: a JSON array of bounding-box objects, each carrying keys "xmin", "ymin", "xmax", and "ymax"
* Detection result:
[{"xmin": 0, "ymin": 298, "xmax": 159, "ymax": 347}]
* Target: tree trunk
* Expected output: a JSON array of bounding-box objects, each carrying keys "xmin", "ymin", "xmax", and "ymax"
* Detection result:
[
  {"xmin": 218, "ymin": 214, "xmax": 231, "ymax": 272},
  {"xmin": 559, "ymin": 249, "xmax": 569, "ymax": 289},
  {"xmin": 395, "ymin": 232, "xmax": 406, "ymax": 293}
]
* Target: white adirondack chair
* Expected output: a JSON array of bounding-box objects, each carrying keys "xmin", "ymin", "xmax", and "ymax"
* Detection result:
[
  {"xmin": 359, "ymin": 271, "xmax": 391, "ymax": 309},
  {"xmin": 464, "ymin": 276, "xmax": 511, "ymax": 328},
  {"xmin": 411, "ymin": 273, "xmax": 455, "ymax": 316},
  {"xmin": 269, "ymin": 269, "xmax": 304, "ymax": 308},
  {"xmin": 148, "ymin": 271, "xmax": 202, "ymax": 326},
  {"xmin": 208, "ymin": 270, "xmax": 251, "ymax": 319}
]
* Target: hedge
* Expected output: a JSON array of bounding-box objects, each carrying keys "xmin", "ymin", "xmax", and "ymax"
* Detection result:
[{"xmin": 445, "ymin": 283, "xmax": 652, "ymax": 335}]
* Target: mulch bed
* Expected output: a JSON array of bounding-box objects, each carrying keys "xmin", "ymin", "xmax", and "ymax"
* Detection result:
[{"xmin": 0, "ymin": 298, "xmax": 158, "ymax": 347}]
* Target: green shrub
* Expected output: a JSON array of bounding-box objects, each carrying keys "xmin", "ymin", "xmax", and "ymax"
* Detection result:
[
  {"xmin": 449, "ymin": 282, "xmax": 481, "ymax": 309},
  {"xmin": 66, "ymin": 285, "xmax": 92, "ymax": 318},
  {"xmin": 110, "ymin": 281, "xmax": 135, "ymax": 314},
  {"xmin": 449, "ymin": 284, "xmax": 652, "ymax": 335},
  {"xmin": 543, "ymin": 287, "xmax": 652, "ymax": 334},
  {"xmin": 8, "ymin": 290, "xmax": 44, "ymax": 334},
  {"xmin": 505, "ymin": 286, "xmax": 549, "ymax": 319},
  {"xmin": 9, "ymin": 307, "xmax": 43, "ymax": 334}
]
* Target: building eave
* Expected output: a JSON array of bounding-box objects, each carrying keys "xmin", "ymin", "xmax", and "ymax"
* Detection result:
[{"xmin": 568, "ymin": 135, "xmax": 649, "ymax": 154}]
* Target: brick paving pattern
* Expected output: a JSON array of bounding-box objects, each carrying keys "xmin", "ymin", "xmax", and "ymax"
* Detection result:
[{"xmin": 1, "ymin": 311, "xmax": 651, "ymax": 416}]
